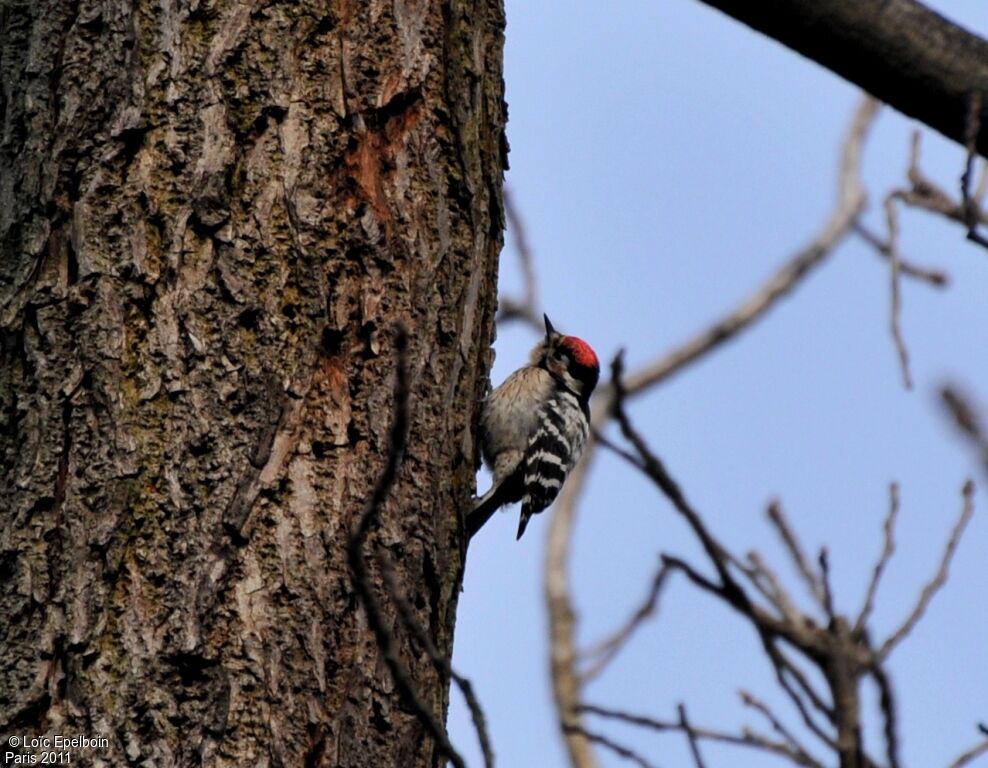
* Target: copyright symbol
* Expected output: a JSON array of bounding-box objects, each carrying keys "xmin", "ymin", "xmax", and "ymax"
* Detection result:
[{"xmin": 8, "ymin": 735, "xmax": 20, "ymax": 747}]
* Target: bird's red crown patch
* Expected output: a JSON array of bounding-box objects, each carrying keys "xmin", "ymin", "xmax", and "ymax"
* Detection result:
[{"xmin": 562, "ymin": 336, "xmax": 599, "ymax": 370}]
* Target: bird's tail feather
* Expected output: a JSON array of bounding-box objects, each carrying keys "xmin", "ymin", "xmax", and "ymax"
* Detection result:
[
  {"xmin": 515, "ymin": 507, "xmax": 533, "ymax": 540},
  {"xmin": 466, "ymin": 471, "xmax": 523, "ymax": 539},
  {"xmin": 466, "ymin": 484, "xmax": 506, "ymax": 539}
]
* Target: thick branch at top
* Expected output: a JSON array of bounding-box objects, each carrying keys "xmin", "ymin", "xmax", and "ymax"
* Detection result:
[{"xmin": 695, "ymin": 0, "xmax": 988, "ymax": 158}]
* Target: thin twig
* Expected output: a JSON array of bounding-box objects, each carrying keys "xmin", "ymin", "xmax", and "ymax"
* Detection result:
[
  {"xmin": 614, "ymin": 352, "xmax": 845, "ymax": 751},
  {"xmin": 611, "ymin": 353, "xmax": 738, "ymax": 594},
  {"xmin": 563, "ymin": 725, "xmax": 658, "ymax": 768},
  {"xmin": 547, "ymin": 455, "xmax": 601, "ymax": 768},
  {"xmin": 498, "ymin": 189, "xmax": 543, "ymax": 330},
  {"xmin": 890, "ymin": 131, "xmax": 988, "ymax": 238},
  {"xmin": 941, "ymin": 386, "xmax": 988, "ymax": 478},
  {"xmin": 961, "ymin": 91, "xmax": 988, "ymax": 249},
  {"xmin": 878, "ymin": 480, "xmax": 975, "ymax": 661},
  {"xmin": 883, "ymin": 195, "xmax": 913, "ymax": 388},
  {"xmin": 871, "ymin": 662, "xmax": 901, "ymax": 768},
  {"xmin": 855, "ymin": 482, "xmax": 899, "ymax": 634},
  {"xmin": 661, "ymin": 554, "xmax": 724, "ymax": 599},
  {"xmin": 615, "ymin": 348, "xmax": 894, "ymax": 761},
  {"xmin": 724, "ymin": 549, "xmax": 780, "ymax": 607},
  {"xmin": 852, "ymin": 220, "xmax": 949, "ymax": 286},
  {"xmin": 580, "ymin": 703, "xmax": 824, "ymax": 768},
  {"xmin": 378, "ymin": 549, "xmax": 495, "ymax": 767},
  {"xmin": 544, "ymin": 95, "xmax": 878, "ymax": 768},
  {"xmin": 595, "ymin": 429, "xmax": 646, "ymax": 470},
  {"xmin": 660, "ymin": 550, "xmax": 838, "ymax": 752},
  {"xmin": 678, "ymin": 703, "xmax": 708, "ymax": 768},
  {"xmin": 772, "ymin": 647, "xmax": 834, "ymax": 721},
  {"xmin": 580, "ymin": 561, "xmax": 672, "ymax": 682},
  {"xmin": 621, "ymin": 97, "xmax": 878, "ymax": 398},
  {"xmin": 817, "ymin": 548, "xmax": 836, "ymax": 622},
  {"xmin": 741, "ymin": 689, "xmax": 821, "ymax": 765},
  {"xmin": 611, "ymin": 360, "xmax": 844, "ymax": 753},
  {"xmin": 744, "ymin": 550, "xmax": 803, "ymax": 624},
  {"xmin": 975, "ymin": 162, "xmax": 988, "ymax": 204},
  {"xmin": 346, "ymin": 327, "xmax": 468, "ymax": 768},
  {"xmin": 453, "ymin": 673, "xmax": 495, "ymax": 767},
  {"xmin": 758, "ymin": 634, "xmax": 838, "ymax": 750},
  {"xmin": 947, "ymin": 732, "xmax": 988, "ymax": 768},
  {"xmin": 767, "ymin": 501, "xmax": 825, "ymax": 609}
]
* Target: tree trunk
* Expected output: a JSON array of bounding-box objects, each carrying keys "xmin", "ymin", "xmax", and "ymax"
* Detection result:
[{"xmin": 0, "ymin": 1, "xmax": 505, "ymax": 766}]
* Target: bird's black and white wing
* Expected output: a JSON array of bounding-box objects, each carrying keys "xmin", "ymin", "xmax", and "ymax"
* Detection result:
[{"xmin": 516, "ymin": 391, "xmax": 589, "ymax": 539}]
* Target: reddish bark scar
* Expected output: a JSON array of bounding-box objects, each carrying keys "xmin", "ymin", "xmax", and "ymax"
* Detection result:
[
  {"xmin": 322, "ymin": 356, "xmax": 348, "ymax": 397},
  {"xmin": 344, "ymin": 100, "xmax": 422, "ymax": 227}
]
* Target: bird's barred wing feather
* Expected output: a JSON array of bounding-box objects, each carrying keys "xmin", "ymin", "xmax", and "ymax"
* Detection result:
[{"xmin": 517, "ymin": 394, "xmax": 589, "ymax": 539}]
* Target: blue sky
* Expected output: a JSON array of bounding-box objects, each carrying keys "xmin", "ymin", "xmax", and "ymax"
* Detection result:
[{"xmin": 451, "ymin": 2, "xmax": 988, "ymax": 766}]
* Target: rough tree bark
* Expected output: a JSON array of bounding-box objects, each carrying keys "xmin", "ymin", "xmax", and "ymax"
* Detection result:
[{"xmin": 0, "ymin": 1, "xmax": 505, "ymax": 766}]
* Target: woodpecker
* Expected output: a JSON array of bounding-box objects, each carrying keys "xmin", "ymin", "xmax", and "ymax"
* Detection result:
[{"xmin": 469, "ymin": 314, "xmax": 600, "ymax": 540}]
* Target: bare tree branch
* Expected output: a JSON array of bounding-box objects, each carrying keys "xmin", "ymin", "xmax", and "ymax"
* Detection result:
[
  {"xmin": 941, "ymin": 386, "xmax": 988, "ymax": 478},
  {"xmin": 563, "ymin": 724, "xmax": 659, "ymax": 768},
  {"xmin": 854, "ymin": 220, "xmax": 950, "ymax": 288},
  {"xmin": 758, "ymin": 635, "xmax": 839, "ymax": 752},
  {"xmin": 743, "ymin": 550, "xmax": 803, "ymax": 625},
  {"xmin": 603, "ymin": 358, "xmax": 981, "ymax": 767},
  {"xmin": 378, "ymin": 550, "xmax": 494, "ymax": 767},
  {"xmin": 855, "ymin": 482, "xmax": 900, "ymax": 634},
  {"xmin": 678, "ymin": 703, "xmax": 708, "ymax": 768},
  {"xmin": 452, "ymin": 672, "xmax": 495, "ymax": 768},
  {"xmin": 947, "ymin": 730, "xmax": 988, "ymax": 768},
  {"xmin": 871, "ymin": 661, "xmax": 901, "ymax": 768},
  {"xmin": 853, "ymin": 220, "xmax": 949, "ymax": 286},
  {"xmin": 878, "ymin": 480, "xmax": 975, "ymax": 661},
  {"xmin": 961, "ymin": 91, "xmax": 988, "ymax": 249},
  {"xmin": 883, "ymin": 195, "xmax": 914, "ymax": 388},
  {"xmin": 610, "ymin": 359, "xmax": 847, "ymax": 755},
  {"xmin": 975, "ymin": 162, "xmax": 988, "ymax": 205},
  {"xmin": 547, "ymin": 463, "xmax": 601, "ymax": 768},
  {"xmin": 767, "ymin": 500, "xmax": 825, "ymax": 610},
  {"xmin": 546, "ymin": 91, "xmax": 878, "ymax": 679},
  {"xmin": 347, "ymin": 327, "xmax": 468, "ymax": 768},
  {"xmin": 817, "ymin": 549, "xmax": 837, "ymax": 623},
  {"xmin": 887, "ymin": 132, "xmax": 988, "ymax": 234},
  {"xmin": 580, "ymin": 703, "xmax": 824, "ymax": 768},
  {"xmin": 522, "ymin": 54, "xmax": 982, "ymax": 768},
  {"xmin": 596, "ymin": 352, "xmax": 978, "ymax": 768},
  {"xmin": 692, "ymin": 0, "xmax": 988, "ymax": 157},
  {"xmin": 580, "ymin": 560, "xmax": 672, "ymax": 682},
  {"xmin": 497, "ymin": 190, "xmax": 543, "ymax": 331},
  {"xmin": 741, "ymin": 690, "xmax": 824, "ymax": 767},
  {"xmin": 595, "ymin": 430, "xmax": 647, "ymax": 470},
  {"xmin": 861, "ymin": 121, "xmax": 988, "ymax": 389},
  {"xmin": 621, "ymin": 96, "xmax": 878, "ymax": 399},
  {"xmin": 610, "ymin": 356, "xmax": 738, "ymax": 593}
]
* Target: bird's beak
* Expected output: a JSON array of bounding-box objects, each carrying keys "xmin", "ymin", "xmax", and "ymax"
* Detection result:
[{"xmin": 543, "ymin": 313, "xmax": 555, "ymax": 339}]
